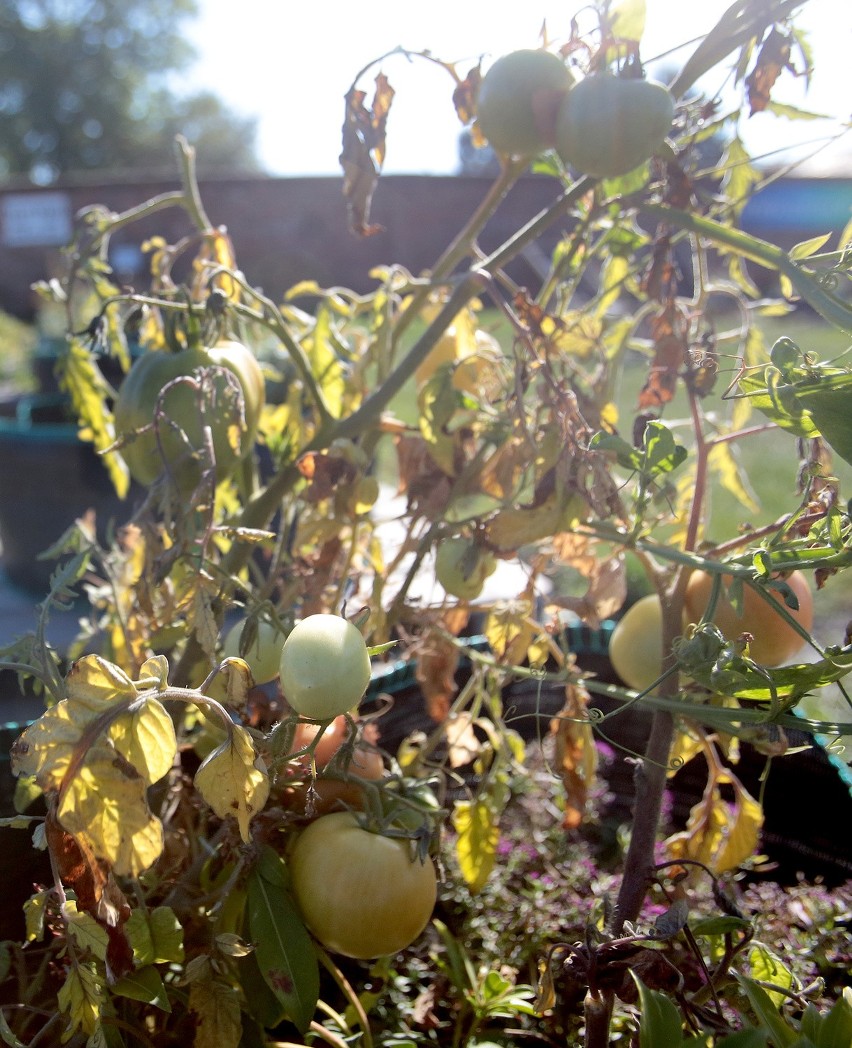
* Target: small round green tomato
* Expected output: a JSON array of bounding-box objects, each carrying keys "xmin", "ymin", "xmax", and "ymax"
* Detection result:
[
  {"xmin": 608, "ymin": 593, "xmax": 665, "ymax": 692},
  {"xmin": 555, "ymin": 73, "xmax": 674, "ymax": 177},
  {"xmin": 477, "ymin": 49, "xmax": 573, "ymax": 158},
  {"xmin": 278, "ymin": 614, "xmax": 371, "ymax": 719},
  {"xmin": 114, "ymin": 340, "xmax": 265, "ymax": 491},
  {"xmin": 221, "ymin": 618, "xmax": 284, "ymax": 685},
  {"xmin": 288, "ymin": 811, "xmax": 437, "ymax": 959},
  {"xmin": 435, "ymin": 537, "xmax": 497, "ymax": 601}
]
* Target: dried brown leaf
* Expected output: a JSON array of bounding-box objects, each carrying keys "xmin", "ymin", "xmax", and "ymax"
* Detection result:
[
  {"xmin": 746, "ymin": 27, "xmax": 793, "ymax": 115},
  {"xmin": 339, "ymin": 75, "xmax": 395, "ymax": 237}
]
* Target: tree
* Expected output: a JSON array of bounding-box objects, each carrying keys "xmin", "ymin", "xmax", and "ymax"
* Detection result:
[{"xmin": 0, "ymin": 0, "xmax": 259, "ymax": 182}]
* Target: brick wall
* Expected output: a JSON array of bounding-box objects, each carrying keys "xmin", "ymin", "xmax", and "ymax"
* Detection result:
[{"xmin": 0, "ymin": 173, "xmax": 566, "ymax": 320}]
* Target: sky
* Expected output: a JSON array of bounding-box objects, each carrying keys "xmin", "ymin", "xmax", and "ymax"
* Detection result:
[{"xmin": 180, "ymin": 0, "xmax": 851, "ymax": 178}]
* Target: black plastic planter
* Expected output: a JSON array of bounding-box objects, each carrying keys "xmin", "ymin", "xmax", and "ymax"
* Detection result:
[{"xmin": 0, "ymin": 393, "xmax": 131, "ymax": 592}]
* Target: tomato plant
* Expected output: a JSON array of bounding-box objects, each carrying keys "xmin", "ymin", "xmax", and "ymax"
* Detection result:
[
  {"xmin": 555, "ymin": 72, "xmax": 674, "ymax": 177},
  {"xmin": 683, "ymin": 568, "xmax": 814, "ymax": 666},
  {"xmin": 476, "ymin": 49, "xmax": 573, "ymax": 158},
  {"xmin": 278, "ymin": 614, "xmax": 372, "ymax": 719},
  {"xmin": 288, "ymin": 811, "xmax": 438, "ymax": 958},
  {"xmin": 4, "ymin": 5, "xmax": 852, "ymax": 1046},
  {"xmin": 114, "ymin": 339, "xmax": 265, "ymax": 491},
  {"xmin": 435, "ymin": 536, "xmax": 497, "ymax": 601}
]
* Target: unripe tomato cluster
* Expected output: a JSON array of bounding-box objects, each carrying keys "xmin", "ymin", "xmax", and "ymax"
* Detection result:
[
  {"xmin": 608, "ymin": 570, "xmax": 814, "ymax": 691},
  {"xmin": 476, "ymin": 49, "xmax": 674, "ymax": 177}
]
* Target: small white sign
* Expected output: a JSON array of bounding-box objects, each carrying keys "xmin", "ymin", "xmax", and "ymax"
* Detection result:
[{"xmin": 2, "ymin": 191, "xmax": 73, "ymax": 247}]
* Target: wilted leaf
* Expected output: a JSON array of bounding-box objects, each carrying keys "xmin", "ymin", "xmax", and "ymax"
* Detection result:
[
  {"xmin": 453, "ymin": 63, "xmax": 482, "ymax": 125},
  {"xmin": 550, "ymin": 685, "xmax": 597, "ymax": 829},
  {"xmin": 746, "ymin": 27, "xmax": 793, "ymax": 115},
  {"xmin": 445, "ymin": 712, "xmax": 482, "ymax": 769},
  {"xmin": 452, "ymin": 798, "xmax": 499, "ymax": 894},
  {"xmin": 194, "ymin": 725, "xmax": 270, "ymax": 842},
  {"xmin": 414, "ymin": 632, "xmax": 461, "ymax": 722},
  {"xmin": 665, "ymin": 765, "xmax": 763, "ymax": 875},
  {"xmin": 638, "ymin": 306, "xmax": 688, "ymax": 408},
  {"xmin": 340, "ymin": 74, "xmax": 395, "ymax": 236}
]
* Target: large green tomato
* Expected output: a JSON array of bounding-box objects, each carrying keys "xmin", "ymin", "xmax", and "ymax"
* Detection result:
[
  {"xmin": 114, "ymin": 340, "xmax": 265, "ymax": 491},
  {"xmin": 608, "ymin": 594, "xmax": 665, "ymax": 692},
  {"xmin": 477, "ymin": 49, "xmax": 573, "ymax": 158},
  {"xmin": 555, "ymin": 73, "xmax": 674, "ymax": 177},
  {"xmin": 288, "ymin": 811, "xmax": 437, "ymax": 958},
  {"xmin": 278, "ymin": 614, "xmax": 371, "ymax": 719},
  {"xmin": 684, "ymin": 569, "xmax": 813, "ymax": 666},
  {"xmin": 435, "ymin": 536, "xmax": 497, "ymax": 601}
]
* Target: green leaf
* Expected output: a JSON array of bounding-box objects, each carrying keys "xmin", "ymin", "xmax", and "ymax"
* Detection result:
[
  {"xmin": 633, "ymin": 975, "xmax": 684, "ymax": 1047},
  {"xmin": 641, "ymin": 421, "xmax": 687, "ymax": 476},
  {"xmin": 111, "ymin": 966, "xmax": 171, "ymax": 1012},
  {"xmin": 0, "ymin": 1007, "xmax": 27, "ymax": 1047},
  {"xmin": 716, "ymin": 1030, "xmax": 772, "ymax": 1047},
  {"xmin": 691, "ymin": 915, "xmax": 752, "ymax": 937},
  {"xmin": 789, "ymin": 233, "xmax": 832, "ymax": 260},
  {"xmin": 238, "ymin": 949, "xmax": 288, "ymax": 1030},
  {"xmin": 246, "ymin": 847, "xmax": 319, "ymax": 1034},
  {"xmin": 802, "ymin": 988, "xmax": 852, "ymax": 1048},
  {"xmin": 734, "ymin": 974, "xmax": 796, "ymax": 1046}
]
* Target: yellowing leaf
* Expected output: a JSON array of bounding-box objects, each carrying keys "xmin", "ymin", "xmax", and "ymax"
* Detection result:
[
  {"xmin": 189, "ymin": 970, "xmax": 242, "ymax": 1048},
  {"xmin": 714, "ymin": 779, "xmax": 763, "ymax": 874},
  {"xmin": 63, "ymin": 899, "xmax": 109, "ymax": 960},
  {"xmin": 126, "ymin": 906, "xmax": 185, "ymax": 966},
  {"xmin": 66, "ymin": 654, "xmax": 137, "ymax": 709},
  {"xmin": 58, "ymin": 753, "xmax": 164, "ymax": 877},
  {"xmin": 611, "ymin": 0, "xmax": 646, "ymax": 42},
  {"xmin": 452, "ymin": 798, "xmax": 499, "ymax": 894},
  {"xmin": 24, "ymin": 890, "xmax": 49, "ymax": 943},
  {"xmin": 748, "ymin": 944, "xmax": 794, "ymax": 1008},
  {"xmin": 58, "ymin": 961, "xmax": 104, "ymax": 1039},
  {"xmin": 708, "ymin": 441, "xmax": 760, "ymax": 515},
  {"xmin": 108, "ymin": 698, "xmax": 176, "ymax": 786},
  {"xmin": 194, "ymin": 725, "xmax": 270, "ymax": 843}
]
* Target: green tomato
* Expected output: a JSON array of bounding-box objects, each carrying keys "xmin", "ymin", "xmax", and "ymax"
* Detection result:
[
  {"xmin": 608, "ymin": 594, "xmax": 664, "ymax": 692},
  {"xmin": 278, "ymin": 614, "xmax": 371, "ymax": 719},
  {"xmin": 477, "ymin": 49, "xmax": 573, "ymax": 158},
  {"xmin": 114, "ymin": 340, "xmax": 265, "ymax": 491},
  {"xmin": 435, "ymin": 537, "xmax": 497, "ymax": 601},
  {"xmin": 555, "ymin": 73, "xmax": 674, "ymax": 177},
  {"xmin": 221, "ymin": 618, "xmax": 284, "ymax": 685},
  {"xmin": 288, "ymin": 811, "xmax": 437, "ymax": 958}
]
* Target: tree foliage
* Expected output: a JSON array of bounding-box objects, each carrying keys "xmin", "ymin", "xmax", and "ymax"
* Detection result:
[{"xmin": 0, "ymin": 0, "xmax": 260, "ymax": 182}]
